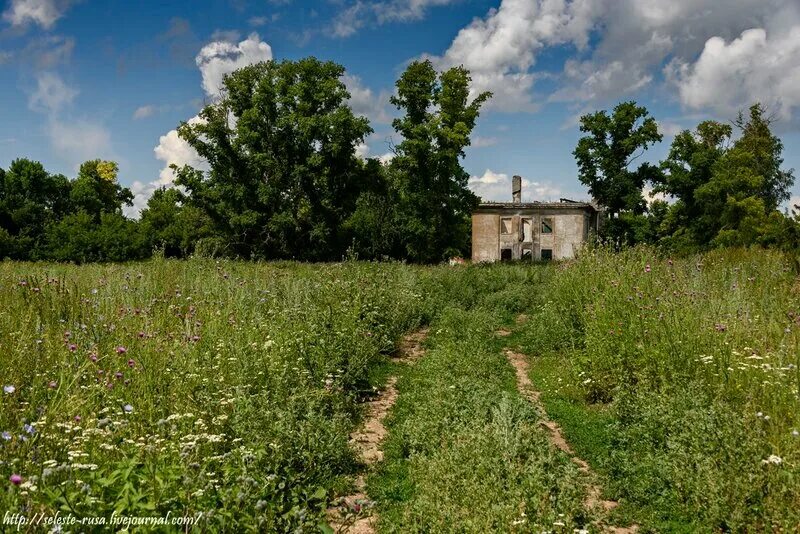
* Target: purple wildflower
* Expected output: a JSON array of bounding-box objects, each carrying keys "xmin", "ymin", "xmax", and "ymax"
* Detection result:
[
  {"xmin": 115, "ymin": 346, "xmax": 127, "ymax": 354},
  {"xmin": 123, "ymin": 404, "xmax": 133, "ymax": 413},
  {"xmin": 1, "ymin": 431, "xmax": 11, "ymax": 441},
  {"xmin": 127, "ymin": 359, "xmax": 135, "ymax": 368},
  {"xmin": 9, "ymin": 474, "xmax": 22, "ymax": 485},
  {"xmin": 48, "ymin": 381, "xmax": 57, "ymax": 389}
]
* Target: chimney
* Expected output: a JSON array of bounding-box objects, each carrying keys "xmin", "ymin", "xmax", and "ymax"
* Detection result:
[{"xmin": 512, "ymin": 175, "xmax": 522, "ymax": 204}]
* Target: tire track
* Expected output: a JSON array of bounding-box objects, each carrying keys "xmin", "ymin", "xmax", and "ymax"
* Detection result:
[{"xmin": 327, "ymin": 328, "xmax": 428, "ymax": 533}]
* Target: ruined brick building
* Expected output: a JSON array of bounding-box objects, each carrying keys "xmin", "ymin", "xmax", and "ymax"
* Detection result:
[{"xmin": 471, "ymin": 175, "xmax": 600, "ymax": 262}]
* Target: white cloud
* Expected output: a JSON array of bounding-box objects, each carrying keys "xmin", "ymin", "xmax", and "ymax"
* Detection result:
[
  {"xmin": 424, "ymin": 0, "xmax": 800, "ymax": 119},
  {"xmin": 136, "ymin": 33, "xmax": 275, "ymax": 217},
  {"xmin": 468, "ymin": 169, "xmax": 563, "ymax": 202},
  {"xmin": 154, "ymin": 116, "xmax": 207, "ymax": 185},
  {"xmin": 133, "ymin": 105, "xmax": 157, "ymax": 120},
  {"xmin": 3, "ymin": 0, "xmax": 76, "ymax": 29},
  {"xmin": 428, "ymin": 0, "xmax": 600, "ymax": 111},
  {"xmin": 657, "ymin": 121, "xmax": 685, "ymax": 138},
  {"xmin": 472, "ymin": 136, "xmax": 499, "ymax": 148},
  {"xmin": 342, "ymin": 74, "xmax": 392, "ymax": 124},
  {"xmin": 668, "ymin": 26, "xmax": 800, "ymax": 121},
  {"xmin": 28, "ymin": 71, "xmax": 77, "ymax": 114},
  {"xmin": 49, "ymin": 118, "xmax": 113, "ymax": 168},
  {"xmin": 332, "ymin": 0, "xmax": 458, "ymax": 38},
  {"xmin": 196, "ymin": 32, "xmax": 273, "ymax": 98}
]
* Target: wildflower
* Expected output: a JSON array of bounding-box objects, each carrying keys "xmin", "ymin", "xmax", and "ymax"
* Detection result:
[
  {"xmin": 762, "ymin": 455, "xmax": 782, "ymax": 465},
  {"xmin": 668, "ymin": 259, "xmax": 673, "ymax": 266},
  {"xmin": 3, "ymin": 385, "xmax": 15, "ymax": 394},
  {"xmin": 23, "ymin": 423, "xmax": 35, "ymax": 435},
  {"xmin": 714, "ymin": 323, "xmax": 727, "ymax": 332},
  {"xmin": 1, "ymin": 431, "xmax": 11, "ymax": 440},
  {"xmin": 115, "ymin": 346, "xmax": 127, "ymax": 354},
  {"xmin": 123, "ymin": 404, "xmax": 133, "ymax": 413},
  {"xmin": 48, "ymin": 381, "xmax": 57, "ymax": 389},
  {"xmin": 645, "ymin": 264, "xmax": 651, "ymax": 273},
  {"xmin": 792, "ymin": 430, "xmax": 799, "ymax": 437},
  {"xmin": 127, "ymin": 359, "xmax": 135, "ymax": 368},
  {"xmin": 68, "ymin": 344, "xmax": 77, "ymax": 352},
  {"xmin": 74, "ymin": 415, "xmax": 81, "ymax": 422},
  {"xmin": 115, "ymin": 372, "xmax": 123, "ymax": 380},
  {"xmin": 89, "ymin": 354, "xmax": 98, "ymax": 363},
  {"xmin": 9, "ymin": 474, "xmax": 22, "ymax": 485}
]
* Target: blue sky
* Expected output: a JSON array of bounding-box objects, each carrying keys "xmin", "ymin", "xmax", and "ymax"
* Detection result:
[{"xmin": 1, "ymin": 0, "xmax": 800, "ymax": 216}]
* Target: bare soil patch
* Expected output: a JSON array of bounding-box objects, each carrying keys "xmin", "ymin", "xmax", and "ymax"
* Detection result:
[
  {"xmin": 503, "ymin": 347, "xmax": 636, "ymax": 532},
  {"xmin": 328, "ymin": 328, "xmax": 428, "ymax": 533}
]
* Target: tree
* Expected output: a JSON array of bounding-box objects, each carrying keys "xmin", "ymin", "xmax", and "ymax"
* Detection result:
[
  {"xmin": 70, "ymin": 160, "xmax": 134, "ymax": 219},
  {"xmin": 384, "ymin": 60, "xmax": 491, "ymax": 262},
  {"xmin": 574, "ymin": 102, "xmax": 662, "ymax": 243},
  {"xmin": 175, "ymin": 58, "xmax": 374, "ymax": 260},
  {"xmin": 0, "ymin": 159, "xmax": 72, "ymax": 259},
  {"xmin": 139, "ymin": 187, "xmax": 213, "ymax": 257},
  {"xmin": 657, "ymin": 104, "xmax": 795, "ymax": 250},
  {"xmin": 656, "ymin": 121, "xmax": 732, "ymax": 249}
]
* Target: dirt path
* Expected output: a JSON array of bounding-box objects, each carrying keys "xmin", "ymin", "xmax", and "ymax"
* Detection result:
[
  {"xmin": 327, "ymin": 328, "xmax": 428, "ymax": 534},
  {"xmin": 502, "ymin": 337, "xmax": 637, "ymax": 533}
]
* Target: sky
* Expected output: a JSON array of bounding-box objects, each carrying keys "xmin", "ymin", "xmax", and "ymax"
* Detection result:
[{"xmin": 1, "ymin": 0, "xmax": 800, "ymax": 217}]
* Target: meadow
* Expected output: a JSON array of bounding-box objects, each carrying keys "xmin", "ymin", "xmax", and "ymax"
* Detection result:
[{"xmin": 1, "ymin": 249, "xmax": 798, "ymax": 532}]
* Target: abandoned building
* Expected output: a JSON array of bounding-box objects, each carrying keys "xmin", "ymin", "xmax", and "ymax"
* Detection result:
[{"xmin": 471, "ymin": 175, "xmax": 600, "ymax": 262}]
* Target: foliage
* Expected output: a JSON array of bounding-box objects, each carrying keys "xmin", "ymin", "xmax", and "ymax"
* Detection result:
[
  {"xmin": 382, "ymin": 61, "xmax": 491, "ymax": 262},
  {"xmin": 174, "ymin": 58, "xmax": 375, "ymax": 261},
  {"xmin": 574, "ymin": 101, "xmax": 662, "ymax": 244},
  {"xmin": 518, "ymin": 247, "xmax": 800, "ymax": 530}
]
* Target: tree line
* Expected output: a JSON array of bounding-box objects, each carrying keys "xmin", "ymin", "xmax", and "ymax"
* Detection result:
[
  {"xmin": 575, "ymin": 101, "xmax": 797, "ymax": 252},
  {"xmin": 0, "ymin": 57, "xmax": 797, "ymax": 263},
  {"xmin": 0, "ymin": 58, "xmax": 488, "ymax": 263}
]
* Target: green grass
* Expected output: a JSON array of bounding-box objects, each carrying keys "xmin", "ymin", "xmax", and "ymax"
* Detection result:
[
  {"xmin": 1, "ymin": 250, "xmax": 798, "ymax": 532},
  {"xmin": 368, "ymin": 298, "xmax": 597, "ymax": 532},
  {"xmin": 516, "ymin": 246, "xmax": 800, "ymax": 532}
]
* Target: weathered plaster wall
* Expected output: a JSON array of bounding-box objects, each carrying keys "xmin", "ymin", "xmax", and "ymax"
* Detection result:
[
  {"xmin": 471, "ymin": 208, "xmax": 594, "ymax": 262},
  {"xmin": 472, "ymin": 213, "xmax": 499, "ymax": 262}
]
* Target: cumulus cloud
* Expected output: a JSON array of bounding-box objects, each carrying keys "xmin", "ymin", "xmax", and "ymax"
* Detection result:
[
  {"xmin": 468, "ymin": 169, "xmax": 563, "ymax": 202},
  {"xmin": 428, "ymin": 0, "xmax": 600, "ymax": 111},
  {"xmin": 668, "ymin": 26, "xmax": 800, "ymax": 121},
  {"xmin": 195, "ymin": 32, "xmax": 273, "ymax": 98},
  {"xmin": 3, "ymin": 0, "xmax": 77, "ymax": 29},
  {"xmin": 342, "ymin": 74, "xmax": 392, "ymax": 124},
  {"xmin": 134, "ymin": 33, "xmax": 275, "ymax": 217},
  {"xmin": 424, "ymin": 0, "xmax": 800, "ymax": 120},
  {"xmin": 153, "ymin": 116, "xmax": 207, "ymax": 185}
]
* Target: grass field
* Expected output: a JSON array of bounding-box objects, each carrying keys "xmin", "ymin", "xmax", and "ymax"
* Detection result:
[{"xmin": 1, "ymin": 249, "xmax": 798, "ymax": 532}]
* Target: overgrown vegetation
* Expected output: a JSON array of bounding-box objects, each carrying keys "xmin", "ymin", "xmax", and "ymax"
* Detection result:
[
  {"xmin": 518, "ymin": 247, "xmax": 800, "ymax": 531},
  {"xmin": 369, "ymin": 267, "xmax": 594, "ymax": 532}
]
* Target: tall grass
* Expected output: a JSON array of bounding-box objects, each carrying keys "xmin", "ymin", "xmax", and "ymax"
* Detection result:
[
  {"xmin": 0, "ymin": 259, "xmax": 434, "ymax": 531},
  {"xmin": 519, "ymin": 247, "xmax": 800, "ymax": 530}
]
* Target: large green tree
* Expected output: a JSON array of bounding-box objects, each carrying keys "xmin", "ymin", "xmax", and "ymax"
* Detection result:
[
  {"xmin": 175, "ymin": 58, "xmax": 374, "ymax": 260},
  {"xmin": 574, "ymin": 102, "xmax": 662, "ymax": 243},
  {"xmin": 385, "ymin": 60, "xmax": 490, "ymax": 262},
  {"xmin": 657, "ymin": 104, "xmax": 794, "ymax": 250},
  {"xmin": 70, "ymin": 160, "xmax": 134, "ymax": 219},
  {"xmin": 0, "ymin": 159, "xmax": 72, "ymax": 259}
]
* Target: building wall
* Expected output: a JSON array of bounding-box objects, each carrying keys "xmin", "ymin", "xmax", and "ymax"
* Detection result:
[
  {"xmin": 471, "ymin": 212, "xmax": 500, "ymax": 262},
  {"xmin": 471, "ymin": 208, "xmax": 594, "ymax": 262}
]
